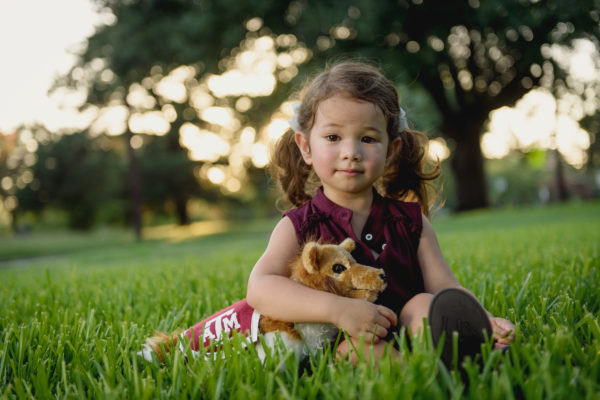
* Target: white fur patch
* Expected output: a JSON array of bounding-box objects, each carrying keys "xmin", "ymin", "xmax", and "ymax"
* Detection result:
[
  {"xmin": 295, "ymin": 322, "xmax": 339, "ymax": 356},
  {"xmin": 257, "ymin": 331, "xmax": 304, "ymax": 361},
  {"xmin": 137, "ymin": 344, "xmax": 156, "ymax": 362}
]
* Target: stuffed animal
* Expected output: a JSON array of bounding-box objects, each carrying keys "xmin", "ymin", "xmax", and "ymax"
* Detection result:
[{"xmin": 139, "ymin": 238, "xmax": 387, "ymax": 362}]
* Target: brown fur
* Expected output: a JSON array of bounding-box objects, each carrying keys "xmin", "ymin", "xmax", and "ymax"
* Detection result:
[
  {"xmin": 144, "ymin": 331, "xmax": 181, "ymax": 362},
  {"xmin": 143, "ymin": 238, "xmax": 386, "ymax": 361}
]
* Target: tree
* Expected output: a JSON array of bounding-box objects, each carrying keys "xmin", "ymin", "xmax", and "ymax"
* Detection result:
[
  {"xmin": 60, "ymin": 0, "xmax": 599, "ymax": 214},
  {"xmin": 0, "ymin": 131, "xmax": 25, "ymax": 232},
  {"xmin": 137, "ymin": 133, "xmax": 197, "ymax": 225},
  {"xmin": 16, "ymin": 131, "xmax": 126, "ymax": 230},
  {"xmin": 57, "ymin": 0, "xmax": 292, "ymax": 232},
  {"xmin": 581, "ymin": 111, "xmax": 600, "ymax": 171}
]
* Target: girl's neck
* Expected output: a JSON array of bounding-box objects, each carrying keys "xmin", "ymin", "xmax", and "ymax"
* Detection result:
[
  {"xmin": 322, "ymin": 186, "xmax": 374, "ymax": 240},
  {"xmin": 322, "ymin": 186, "xmax": 374, "ymax": 216}
]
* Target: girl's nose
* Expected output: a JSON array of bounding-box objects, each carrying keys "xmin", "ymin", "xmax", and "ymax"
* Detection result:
[{"xmin": 341, "ymin": 140, "xmax": 362, "ymax": 161}]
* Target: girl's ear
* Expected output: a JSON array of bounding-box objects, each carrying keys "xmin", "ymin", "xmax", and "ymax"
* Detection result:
[
  {"xmin": 295, "ymin": 131, "xmax": 313, "ymax": 165},
  {"xmin": 386, "ymin": 137, "xmax": 401, "ymax": 164}
]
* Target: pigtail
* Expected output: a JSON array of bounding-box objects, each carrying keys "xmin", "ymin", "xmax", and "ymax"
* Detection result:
[
  {"xmin": 382, "ymin": 129, "xmax": 441, "ymax": 217},
  {"xmin": 269, "ymin": 128, "xmax": 314, "ymax": 207}
]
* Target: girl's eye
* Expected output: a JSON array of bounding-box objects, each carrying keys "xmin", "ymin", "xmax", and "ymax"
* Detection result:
[
  {"xmin": 361, "ymin": 136, "xmax": 376, "ymax": 143},
  {"xmin": 326, "ymin": 134, "xmax": 339, "ymax": 142},
  {"xmin": 332, "ymin": 264, "xmax": 347, "ymax": 274}
]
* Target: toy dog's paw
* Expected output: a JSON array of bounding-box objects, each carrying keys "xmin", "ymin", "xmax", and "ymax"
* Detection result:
[{"xmin": 137, "ymin": 342, "xmax": 157, "ymax": 362}]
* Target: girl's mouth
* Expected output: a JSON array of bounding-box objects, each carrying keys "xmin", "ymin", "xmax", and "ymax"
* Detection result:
[{"xmin": 338, "ymin": 169, "xmax": 362, "ymax": 176}]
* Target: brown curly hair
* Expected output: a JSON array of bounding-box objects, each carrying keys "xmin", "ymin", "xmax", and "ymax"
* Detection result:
[{"xmin": 270, "ymin": 61, "xmax": 440, "ymax": 216}]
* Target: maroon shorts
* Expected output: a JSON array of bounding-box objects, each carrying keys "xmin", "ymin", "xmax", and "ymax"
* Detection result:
[{"xmin": 183, "ymin": 299, "xmax": 260, "ymax": 350}]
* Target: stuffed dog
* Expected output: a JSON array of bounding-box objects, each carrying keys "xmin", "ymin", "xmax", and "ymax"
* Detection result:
[{"xmin": 140, "ymin": 238, "xmax": 387, "ymax": 362}]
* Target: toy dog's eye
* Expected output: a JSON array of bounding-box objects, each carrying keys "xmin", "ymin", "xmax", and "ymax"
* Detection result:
[{"xmin": 332, "ymin": 264, "xmax": 347, "ymax": 274}]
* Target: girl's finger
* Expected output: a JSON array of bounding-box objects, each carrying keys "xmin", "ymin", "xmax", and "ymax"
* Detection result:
[
  {"xmin": 492, "ymin": 326, "xmax": 508, "ymax": 337},
  {"xmin": 494, "ymin": 341, "xmax": 509, "ymax": 350},
  {"xmin": 359, "ymin": 332, "xmax": 380, "ymax": 344},
  {"xmin": 374, "ymin": 324, "xmax": 389, "ymax": 339},
  {"xmin": 377, "ymin": 305, "xmax": 398, "ymax": 326},
  {"xmin": 375, "ymin": 314, "xmax": 392, "ymax": 330},
  {"xmin": 495, "ymin": 326, "xmax": 515, "ymax": 340},
  {"xmin": 495, "ymin": 318, "xmax": 516, "ymax": 333}
]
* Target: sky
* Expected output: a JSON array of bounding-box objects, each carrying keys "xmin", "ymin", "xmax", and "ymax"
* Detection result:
[{"xmin": 0, "ymin": 0, "xmax": 100, "ymax": 133}]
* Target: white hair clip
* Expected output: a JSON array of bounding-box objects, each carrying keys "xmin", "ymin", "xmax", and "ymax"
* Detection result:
[
  {"xmin": 399, "ymin": 107, "xmax": 409, "ymax": 131},
  {"xmin": 288, "ymin": 102, "xmax": 302, "ymax": 132}
]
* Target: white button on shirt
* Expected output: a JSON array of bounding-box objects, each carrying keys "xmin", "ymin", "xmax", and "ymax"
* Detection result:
[{"xmin": 365, "ymin": 233, "xmax": 373, "ymax": 241}]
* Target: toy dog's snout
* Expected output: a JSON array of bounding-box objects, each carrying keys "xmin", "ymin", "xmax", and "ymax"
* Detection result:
[{"xmin": 379, "ymin": 273, "xmax": 387, "ymax": 284}]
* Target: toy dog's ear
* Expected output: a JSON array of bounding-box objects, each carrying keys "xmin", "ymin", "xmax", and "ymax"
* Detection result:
[
  {"xmin": 301, "ymin": 242, "xmax": 320, "ymax": 274},
  {"xmin": 340, "ymin": 238, "xmax": 355, "ymax": 252}
]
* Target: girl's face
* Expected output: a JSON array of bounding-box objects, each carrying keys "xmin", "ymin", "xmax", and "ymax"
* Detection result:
[{"xmin": 295, "ymin": 94, "xmax": 396, "ymax": 202}]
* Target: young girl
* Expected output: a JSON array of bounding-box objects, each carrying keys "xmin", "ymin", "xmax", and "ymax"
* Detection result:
[{"xmin": 246, "ymin": 61, "xmax": 515, "ymax": 363}]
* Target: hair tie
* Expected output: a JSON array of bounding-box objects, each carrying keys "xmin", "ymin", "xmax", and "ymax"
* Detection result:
[
  {"xmin": 399, "ymin": 107, "xmax": 409, "ymax": 131},
  {"xmin": 288, "ymin": 102, "xmax": 302, "ymax": 132}
]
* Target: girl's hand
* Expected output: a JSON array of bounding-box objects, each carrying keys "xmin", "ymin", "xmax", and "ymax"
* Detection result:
[
  {"xmin": 490, "ymin": 317, "xmax": 515, "ymax": 348},
  {"xmin": 334, "ymin": 298, "xmax": 397, "ymax": 343}
]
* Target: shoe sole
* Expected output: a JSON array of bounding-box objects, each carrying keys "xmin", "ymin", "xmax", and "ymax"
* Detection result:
[{"xmin": 428, "ymin": 288, "xmax": 492, "ymax": 367}]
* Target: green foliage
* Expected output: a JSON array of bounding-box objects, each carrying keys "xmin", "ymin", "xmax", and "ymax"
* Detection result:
[
  {"xmin": 485, "ymin": 153, "xmax": 550, "ymax": 207},
  {"xmin": 580, "ymin": 110, "xmax": 600, "ymax": 170},
  {"xmin": 16, "ymin": 132, "xmax": 127, "ymax": 230},
  {"xmin": 1, "ymin": 202, "xmax": 599, "ymax": 398},
  {"xmin": 72, "ymin": 0, "xmax": 290, "ymax": 97},
  {"xmin": 136, "ymin": 133, "xmax": 199, "ymax": 222}
]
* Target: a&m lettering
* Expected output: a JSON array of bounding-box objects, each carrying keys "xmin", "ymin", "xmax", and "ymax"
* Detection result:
[{"xmin": 202, "ymin": 308, "xmax": 241, "ymax": 344}]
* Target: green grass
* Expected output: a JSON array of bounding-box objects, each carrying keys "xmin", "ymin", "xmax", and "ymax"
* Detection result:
[{"xmin": 1, "ymin": 201, "xmax": 599, "ymax": 399}]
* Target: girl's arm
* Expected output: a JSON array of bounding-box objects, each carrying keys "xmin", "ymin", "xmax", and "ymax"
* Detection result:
[
  {"xmin": 417, "ymin": 215, "xmax": 461, "ymax": 294},
  {"xmin": 246, "ymin": 217, "xmax": 397, "ymax": 341},
  {"xmin": 417, "ymin": 215, "xmax": 515, "ymax": 346}
]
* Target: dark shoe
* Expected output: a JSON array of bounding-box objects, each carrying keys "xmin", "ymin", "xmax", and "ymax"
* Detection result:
[{"xmin": 428, "ymin": 288, "xmax": 492, "ymax": 368}]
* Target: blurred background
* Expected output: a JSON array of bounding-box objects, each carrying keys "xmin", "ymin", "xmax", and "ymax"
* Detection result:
[{"xmin": 1, "ymin": 0, "xmax": 599, "ymax": 239}]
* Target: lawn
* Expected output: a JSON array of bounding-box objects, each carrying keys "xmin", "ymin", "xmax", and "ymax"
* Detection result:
[{"xmin": 0, "ymin": 201, "xmax": 599, "ymax": 399}]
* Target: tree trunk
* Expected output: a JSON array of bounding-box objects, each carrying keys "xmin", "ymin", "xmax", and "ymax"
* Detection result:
[
  {"xmin": 168, "ymin": 103, "xmax": 192, "ymax": 226},
  {"xmin": 174, "ymin": 194, "xmax": 190, "ymax": 225},
  {"xmin": 125, "ymin": 130, "xmax": 143, "ymax": 240},
  {"xmin": 10, "ymin": 209, "xmax": 18, "ymax": 234},
  {"xmin": 448, "ymin": 120, "xmax": 489, "ymax": 211},
  {"xmin": 552, "ymin": 148, "xmax": 568, "ymax": 202}
]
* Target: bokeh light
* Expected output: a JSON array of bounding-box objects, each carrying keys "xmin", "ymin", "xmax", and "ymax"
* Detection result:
[
  {"xmin": 428, "ymin": 138, "xmax": 450, "ymax": 162},
  {"xmin": 179, "ymin": 123, "xmax": 230, "ymax": 162},
  {"xmin": 482, "ymin": 88, "xmax": 592, "ymax": 168}
]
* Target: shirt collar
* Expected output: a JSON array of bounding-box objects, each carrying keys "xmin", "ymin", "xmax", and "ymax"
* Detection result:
[{"xmin": 311, "ymin": 186, "xmax": 384, "ymax": 223}]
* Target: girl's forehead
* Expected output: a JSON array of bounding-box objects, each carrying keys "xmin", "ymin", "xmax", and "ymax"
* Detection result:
[{"xmin": 314, "ymin": 95, "xmax": 386, "ymax": 127}]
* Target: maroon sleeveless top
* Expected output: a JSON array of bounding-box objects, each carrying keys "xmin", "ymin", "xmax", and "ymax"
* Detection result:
[{"xmin": 284, "ymin": 187, "xmax": 425, "ymax": 314}]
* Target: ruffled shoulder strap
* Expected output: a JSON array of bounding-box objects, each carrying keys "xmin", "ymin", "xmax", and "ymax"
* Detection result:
[
  {"xmin": 386, "ymin": 199, "xmax": 423, "ymax": 240},
  {"xmin": 283, "ymin": 203, "xmax": 328, "ymax": 244}
]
